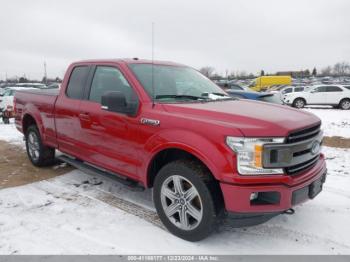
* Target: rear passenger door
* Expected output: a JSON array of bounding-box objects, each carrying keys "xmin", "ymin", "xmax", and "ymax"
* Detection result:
[
  {"xmin": 55, "ymin": 65, "xmax": 92, "ymax": 156},
  {"xmin": 77, "ymin": 65, "xmax": 140, "ymax": 180}
]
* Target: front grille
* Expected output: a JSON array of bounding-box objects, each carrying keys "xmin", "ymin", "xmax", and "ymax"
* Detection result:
[
  {"xmin": 284, "ymin": 124, "xmax": 322, "ymax": 175},
  {"xmin": 285, "ymin": 155, "xmax": 320, "ymax": 175},
  {"xmin": 286, "ymin": 124, "xmax": 321, "ymax": 144}
]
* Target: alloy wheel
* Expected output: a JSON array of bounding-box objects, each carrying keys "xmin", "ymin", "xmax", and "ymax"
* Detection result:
[{"xmin": 160, "ymin": 175, "xmax": 203, "ymax": 231}]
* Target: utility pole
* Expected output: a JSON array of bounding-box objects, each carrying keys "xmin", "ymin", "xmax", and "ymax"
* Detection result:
[{"xmin": 44, "ymin": 61, "xmax": 47, "ymax": 84}]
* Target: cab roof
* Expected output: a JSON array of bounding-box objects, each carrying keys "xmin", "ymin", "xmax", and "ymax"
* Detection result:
[{"xmin": 73, "ymin": 58, "xmax": 186, "ymax": 67}]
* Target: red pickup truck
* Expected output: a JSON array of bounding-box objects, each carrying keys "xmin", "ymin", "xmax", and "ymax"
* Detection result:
[{"xmin": 14, "ymin": 59, "xmax": 327, "ymax": 241}]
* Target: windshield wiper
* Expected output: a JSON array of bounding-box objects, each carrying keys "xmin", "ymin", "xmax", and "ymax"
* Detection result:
[
  {"xmin": 211, "ymin": 92, "xmax": 227, "ymax": 96},
  {"xmin": 155, "ymin": 95, "xmax": 207, "ymax": 100}
]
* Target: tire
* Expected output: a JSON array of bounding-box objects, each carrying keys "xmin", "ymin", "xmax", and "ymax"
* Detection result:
[
  {"xmin": 25, "ymin": 125, "xmax": 55, "ymax": 167},
  {"xmin": 153, "ymin": 160, "xmax": 222, "ymax": 242},
  {"xmin": 3, "ymin": 117, "xmax": 10, "ymax": 124},
  {"xmin": 339, "ymin": 99, "xmax": 350, "ymax": 110},
  {"xmin": 292, "ymin": 98, "xmax": 306, "ymax": 109}
]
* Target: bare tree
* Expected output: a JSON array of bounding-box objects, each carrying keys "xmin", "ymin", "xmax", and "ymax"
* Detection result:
[
  {"xmin": 320, "ymin": 66, "xmax": 332, "ymax": 76},
  {"xmin": 199, "ymin": 66, "xmax": 215, "ymax": 78},
  {"xmin": 312, "ymin": 67, "xmax": 317, "ymax": 76},
  {"xmin": 333, "ymin": 61, "xmax": 350, "ymax": 76}
]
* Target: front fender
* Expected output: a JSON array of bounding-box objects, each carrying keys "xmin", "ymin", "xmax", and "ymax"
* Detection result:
[{"xmin": 141, "ymin": 129, "xmax": 235, "ymax": 186}]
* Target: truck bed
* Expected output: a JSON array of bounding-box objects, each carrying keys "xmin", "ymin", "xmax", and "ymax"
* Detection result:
[
  {"xmin": 17, "ymin": 88, "xmax": 59, "ymax": 96},
  {"xmin": 15, "ymin": 88, "xmax": 59, "ymax": 147}
]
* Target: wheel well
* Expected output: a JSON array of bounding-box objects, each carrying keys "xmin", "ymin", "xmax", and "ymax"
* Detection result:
[
  {"xmin": 340, "ymin": 98, "xmax": 350, "ymax": 103},
  {"xmin": 294, "ymin": 97, "xmax": 306, "ymax": 104},
  {"xmin": 22, "ymin": 114, "xmax": 37, "ymax": 134},
  {"xmin": 147, "ymin": 148, "xmax": 215, "ymax": 188}
]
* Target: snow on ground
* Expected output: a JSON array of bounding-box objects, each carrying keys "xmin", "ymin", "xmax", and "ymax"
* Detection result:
[
  {"xmin": 303, "ymin": 107, "xmax": 350, "ymax": 138},
  {"xmin": 0, "ymin": 146, "xmax": 349, "ymax": 255},
  {"xmin": 0, "ymin": 119, "xmax": 23, "ymax": 145},
  {"xmin": 0, "ymin": 110, "xmax": 350, "ymax": 254}
]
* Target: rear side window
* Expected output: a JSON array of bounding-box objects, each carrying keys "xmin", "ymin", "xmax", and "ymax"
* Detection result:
[
  {"xmin": 345, "ymin": 86, "xmax": 350, "ymax": 90},
  {"xmin": 326, "ymin": 86, "xmax": 342, "ymax": 92},
  {"xmin": 295, "ymin": 87, "xmax": 304, "ymax": 92},
  {"xmin": 66, "ymin": 66, "xmax": 90, "ymax": 99}
]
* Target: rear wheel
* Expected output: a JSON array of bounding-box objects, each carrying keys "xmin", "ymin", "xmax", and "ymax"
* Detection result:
[
  {"xmin": 339, "ymin": 99, "xmax": 350, "ymax": 110},
  {"xmin": 2, "ymin": 117, "xmax": 10, "ymax": 124},
  {"xmin": 293, "ymin": 98, "xmax": 305, "ymax": 109},
  {"xmin": 25, "ymin": 125, "xmax": 55, "ymax": 167},
  {"xmin": 153, "ymin": 160, "xmax": 222, "ymax": 242}
]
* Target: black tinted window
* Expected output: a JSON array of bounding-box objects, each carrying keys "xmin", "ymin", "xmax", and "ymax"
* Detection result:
[
  {"xmin": 66, "ymin": 66, "xmax": 90, "ymax": 99},
  {"xmin": 326, "ymin": 86, "xmax": 342, "ymax": 92},
  {"xmin": 295, "ymin": 87, "xmax": 304, "ymax": 92},
  {"xmin": 344, "ymin": 86, "xmax": 350, "ymax": 90},
  {"xmin": 89, "ymin": 66, "xmax": 137, "ymax": 104},
  {"xmin": 283, "ymin": 88, "xmax": 292, "ymax": 94}
]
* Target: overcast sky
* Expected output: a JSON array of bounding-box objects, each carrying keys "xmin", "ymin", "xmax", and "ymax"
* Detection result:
[{"xmin": 0, "ymin": 0, "xmax": 349, "ymax": 80}]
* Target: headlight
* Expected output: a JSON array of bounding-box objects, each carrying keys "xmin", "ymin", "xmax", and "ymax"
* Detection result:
[{"xmin": 226, "ymin": 136, "xmax": 285, "ymax": 175}]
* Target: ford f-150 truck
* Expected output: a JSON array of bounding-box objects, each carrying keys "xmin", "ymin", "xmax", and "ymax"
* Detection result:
[{"xmin": 14, "ymin": 59, "xmax": 327, "ymax": 241}]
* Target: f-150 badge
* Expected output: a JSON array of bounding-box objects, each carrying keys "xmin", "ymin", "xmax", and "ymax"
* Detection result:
[{"xmin": 140, "ymin": 118, "xmax": 160, "ymax": 126}]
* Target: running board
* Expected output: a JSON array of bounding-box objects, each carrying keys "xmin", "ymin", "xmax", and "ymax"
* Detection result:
[{"xmin": 58, "ymin": 155, "xmax": 145, "ymax": 192}]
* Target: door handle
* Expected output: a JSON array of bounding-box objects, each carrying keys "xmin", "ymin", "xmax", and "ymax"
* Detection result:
[{"xmin": 79, "ymin": 113, "xmax": 91, "ymax": 122}]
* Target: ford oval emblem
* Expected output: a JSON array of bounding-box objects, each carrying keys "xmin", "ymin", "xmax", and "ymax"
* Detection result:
[{"xmin": 311, "ymin": 141, "xmax": 320, "ymax": 155}]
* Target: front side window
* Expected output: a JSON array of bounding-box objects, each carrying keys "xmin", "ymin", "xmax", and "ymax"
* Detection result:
[
  {"xmin": 294, "ymin": 87, "xmax": 304, "ymax": 92},
  {"xmin": 129, "ymin": 64, "xmax": 228, "ymax": 102},
  {"xmin": 89, "ymin": 66, "xmax": 137, "ymax": 104},
  {"xmin": 313, "ymin": 86, "xmax": 327, "ymax": 93},
  {"xmin": 66, "ymin": 66, "xmax": 90, "ymax": 99}
]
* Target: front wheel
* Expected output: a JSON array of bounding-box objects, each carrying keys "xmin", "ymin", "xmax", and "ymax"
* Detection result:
[
  {"xmin": 153, "ymin": 160, "xmax": 221, "ymax": 242},
  {"xmin": 292, "ymin": 98, "xmax": 305, "ymax": 109},
  {"xmin": 25, "ymin": 125, "xmax": 55, "ymax": 167}
]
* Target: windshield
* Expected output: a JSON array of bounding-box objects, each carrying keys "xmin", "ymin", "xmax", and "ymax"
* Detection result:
[{"xmin": 129, "ymin": 64, "xmax": 229, "ymax": 102}]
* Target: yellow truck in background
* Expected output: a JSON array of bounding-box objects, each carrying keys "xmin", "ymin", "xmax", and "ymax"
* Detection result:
[{"xmin": 249, "ymin": 76, "xmax": 292, "ymax": 91}]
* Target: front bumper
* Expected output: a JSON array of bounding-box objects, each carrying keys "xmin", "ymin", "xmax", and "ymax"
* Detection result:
[{"xmin": 220, "ymin": 156, "xmax": 327, "ymax": 213}]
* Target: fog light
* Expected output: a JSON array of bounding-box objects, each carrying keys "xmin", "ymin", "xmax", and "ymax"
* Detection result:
[{"xmin": 250, "ymin": 192, "xmax": 259, "ymax": 201}]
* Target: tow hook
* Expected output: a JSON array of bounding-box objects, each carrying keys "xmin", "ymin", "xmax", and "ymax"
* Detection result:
[{"xmin": 283, "ymin": 208, "xmax": 295, "ymax": 215}]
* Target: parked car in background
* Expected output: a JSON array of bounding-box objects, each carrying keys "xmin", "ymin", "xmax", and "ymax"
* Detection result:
[
  {"xmin": 283, "ymin": 85, "xmax": 350, "ymax": 109},
  {"xmin": 15, "ymin": 83, "xmax": 46, "ymax": 89},
  {"xmin": 226, "ymin": 90, "xmax": 282, "ymax": 104},
  {"xmin": 46, "ymin": 83, "xmax": 61, "ymax": 89},
  {"xmin": 249, "ymin": 76, "xmax": 292, "ymax": 91},
  {"xmin": 216, "ymin": 81, "xmax": 246, "ymax": 91},
  {"xmin": 274, "ymin": 86, "xmax": 311, "ymax": 102},
  {"xmin": 0, "ymin": 87, "xmax": 35, "ymax": 123}
]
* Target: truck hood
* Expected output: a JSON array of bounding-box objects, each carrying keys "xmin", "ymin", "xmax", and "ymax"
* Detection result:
[{"xmin": 162, "ymin": 99, "xmax": 320, "ymax": 137}]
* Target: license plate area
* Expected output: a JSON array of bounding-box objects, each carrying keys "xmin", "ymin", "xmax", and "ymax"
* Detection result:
[
  {"xmin": 292, "ymin": 173, "xmax": 326, "ymax": 205},
  {"xmin": 309, "ymin": 177, "xmax": 323, "ymax": 199}
]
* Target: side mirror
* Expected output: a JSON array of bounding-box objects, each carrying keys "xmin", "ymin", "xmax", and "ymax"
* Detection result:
[{"xmin": 101, "ymin": 91, "xmax": 138, "ymax": 116}]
